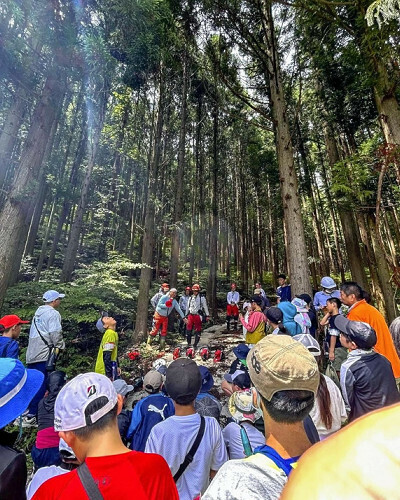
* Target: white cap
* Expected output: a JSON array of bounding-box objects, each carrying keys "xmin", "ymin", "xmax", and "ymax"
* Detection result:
[
  {"xmin": 293, "ymin": 334, "xmax": 321, "ymax": 357},
  {"xmin": 43, "ymin": 290, "xmax": 65, "ymax": 302},
  {"xmin": 54, "ymin": 373, "xmax": 118, "ymax": 432}
]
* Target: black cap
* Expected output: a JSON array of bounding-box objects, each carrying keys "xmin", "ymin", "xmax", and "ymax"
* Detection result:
[
  {"xmin": 296, "ymin": 294, "xmax": 312, "ymax": 305},
  {"xmin": 266, "ymin": 307, "xmax": 283, "ymax": 324},
  {"xmin": 333, "ymin": 315, "xmax": 377, "ymax": 349},
  {"xmin": 165, "ymin": 358, "xmax": 201, "ymax": 404},
  {"xmin": 251, "ymin": 295, "xmax": 262, "ymax": 306}
]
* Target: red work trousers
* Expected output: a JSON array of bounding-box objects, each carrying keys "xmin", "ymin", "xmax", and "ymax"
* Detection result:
[
  {"xmin": 227, "ymin": 304, "xmax": 239, "ymax": 317},
  {"xmin": 150, "ymin": 312, "xmax": 168, "ymax": 337},
  {"xmin": 187, "ymin": 314, "xmax": 202, "ymax": 333}
]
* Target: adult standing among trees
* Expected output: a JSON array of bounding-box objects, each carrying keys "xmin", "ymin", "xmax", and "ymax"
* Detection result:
[
  {"xmin": 186, "ymin": 284, "xmax": 210, "ymax": 349},
  {"xmin": 340, "ymin": 282, "xmax": 400, "ymax": 380},
  {"xmin": 150, "ymin": 283, "xmax": 170, "ymax": 309},
  {"xmin": 178, "ymin": 286, "xmax": 191, "ymax": 336},
  {"xmin": 25, "ymin": 290, "xmax": 65, "ymax": 426},
  {"xmin": 239, "ymin": 296, "xmax": 266, "ymax": 345},
  {"xmin": 313, "ymin": 277, "xmax": 340, "ymax": 311},
  {"xmin": 226, "ymin": 283, "xmax": 240, "ymax": 332}
]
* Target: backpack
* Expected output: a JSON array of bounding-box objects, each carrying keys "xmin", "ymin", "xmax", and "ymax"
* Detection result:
[{"xmin": 294, "ymin": 312, "xmax": 311, "ymax": 334}]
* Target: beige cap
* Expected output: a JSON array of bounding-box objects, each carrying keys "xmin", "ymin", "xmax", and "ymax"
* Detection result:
[
  {"xmin": 143, "ymin": 370, "xmax": 163, "ymax": 393},
  {"xmin": 246, "ymin": 335, "xmax": 319, "ymax": 401}
]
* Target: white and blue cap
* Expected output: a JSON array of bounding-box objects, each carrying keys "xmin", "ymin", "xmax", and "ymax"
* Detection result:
[
  {"xmin": 320, "ymin": 277, "xmax": 336, "ymax": 289},
  {"xmin": 0, "ymin": 358, "xmax": 44, "ymax": 429},
  {"xmin": 54, "ymin": 372, "xmax": 118, "ymax": 432},
  {"xmin": 43, "ymin": 290, "xmax": 65, "ymax": 303}
]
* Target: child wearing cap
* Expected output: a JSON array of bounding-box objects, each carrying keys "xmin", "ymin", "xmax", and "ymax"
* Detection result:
[
  {"xmin": 223, "ymin": 389, "xmax": 265, "ymax": 459},
  {"xmin": 334, "ymin": 315, "xmax": 400, "ymax": 422},
  {"xmin": 203, "ymin": 335, "xmax": 320, "ymax": 500},
  {"xmin": 32, "ymin": 372, "xmax": 178, "ymax": 499},
  {"xmin": 126, "ymin": 370, "xmax": 174, "ymax": 452},
  {"xmin": 0, "ymin": 315, "xmax": 29, "ymax": 359},
  {"xmin": 145, "ymin": 358, "xmax": 228, "ymax": 500},
  {"xmin": 0, "ymin": 358, "xmax": 44, "ymax": 500},
  {"xmin": 95, "ymin": 315, "xmax": 119, "ymax": 380},
  {"xmin": 113, "ymin": 379, "xmax": 134, "ymax": 443}
]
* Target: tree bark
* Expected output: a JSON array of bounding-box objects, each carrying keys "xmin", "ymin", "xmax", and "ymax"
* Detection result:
[
  {"xmin": 261, "ymin": 0, "xmax": 311, "ymax": 295},
  {"xmin": 0, "ymin": 71, "xmax": 64, "ymax": 307},
  {"xmin": 134, "ymin": 72, "xmax": 165, "ymax": 342},
  {"xmin": 170, "ymin": 55, "xmax": 188, "ymax": 287}
]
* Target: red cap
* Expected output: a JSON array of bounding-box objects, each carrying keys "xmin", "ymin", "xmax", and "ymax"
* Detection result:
[
  {"xmin": 0, "ymin": 315, "xmax": 29, "ymax": 329},
  {"xmin": 192, "ymin": 284, "xmax": 200, "ymax": 291},
  {"xmin": 185, "ymin": 286, "xmax": 191, "ymax": 290},
  {"xmin": 231, "ymin": 283, "xmax": 236, "ymax": 287},
  {"xmin": 161, "ymin": 283, "xmax": 170, "ymax": 289}
]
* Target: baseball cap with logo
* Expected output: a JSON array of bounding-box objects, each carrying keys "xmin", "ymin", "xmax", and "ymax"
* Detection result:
[
  {"xmin": 113, "ymin": 379, "xmax": 134, "ymax": 397},
  {"xmin": 333, "ymin": 315, "xmax": 377, "ymax": 349},
  {"xmin": 54, "ymin": 372, "xmax": 118, "ymax": 432},
  {"xmin": 247, "ymin": 335, "xmax": 319, "ymax": 401},
  {"xmin": 0, "ymin": 315, "xmax": 29, "ymax": 329},
  {"xmin": 43, "ymin": 290, "xmax": 65, "ymax": 303},
  {"xmin": 143, "ymin": 370, "xmax": 163, "ymax": 394},
  {"xmin": 0, "ymin": 358, "xmax": 44, "ymax": 428},
  {"xmin": 224, "ymin": 370, "xmax": 251, "ymax": 389},
  {"xmin": 228, "ymin": 388, "xmax": 263, "ymax": 424}
]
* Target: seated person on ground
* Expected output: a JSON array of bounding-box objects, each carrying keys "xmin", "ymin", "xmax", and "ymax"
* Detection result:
[{"xmin": 221, "ymin": 369, "xmax": 251, "ymax": 397}]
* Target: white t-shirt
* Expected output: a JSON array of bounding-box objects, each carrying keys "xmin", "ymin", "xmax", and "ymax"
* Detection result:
[
  {"xmin": 309, "ymin": 374, "xmax": 347, "ymax": 439},
  {"xmin": 223, "ymin": 421, "xmax": 265, "ymax": 459},
  {"xmin": 26, "ymin": 465, "xmax": 69, "ymax": 499},
  {"xmin": 145, "ymin": 413, "xmax": 228, "ymax": 500}
]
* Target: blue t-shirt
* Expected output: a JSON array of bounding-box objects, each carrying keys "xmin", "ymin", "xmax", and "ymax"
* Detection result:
[
  {"xmin": 277, "ymin": 285, "xmax": 292, "ymax": 302},
  {"xmin": 0, "ymin": 337, "xmax": 19, "ymax": 358}
]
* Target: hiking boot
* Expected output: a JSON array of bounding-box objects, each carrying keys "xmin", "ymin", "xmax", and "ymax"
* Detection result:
[
  {"xmin": 21, "ymin": 415, "xmax": 37, "ymax": 428},
  {"xmin": 159, "ymin": 338, "xmax": 166, "ymax": 351}
]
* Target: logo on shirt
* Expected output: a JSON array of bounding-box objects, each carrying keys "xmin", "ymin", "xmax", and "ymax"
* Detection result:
[
  {"xmin": 87, "ymin": 385, "xmax": 97, "ymax": 397},
  {"xmin": 148, "ymin": 403, "xmax": 168, "ymax": 420}
]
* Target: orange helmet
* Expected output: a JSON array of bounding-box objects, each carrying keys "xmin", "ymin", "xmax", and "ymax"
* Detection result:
[{"xmin": 191, "ymin": 284, "xmax": 200, "ymax": 291}]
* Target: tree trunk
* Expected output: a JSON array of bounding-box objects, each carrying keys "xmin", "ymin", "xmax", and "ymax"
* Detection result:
[
  {"xmin": 61, "ymin": 90, "xmax": 107, "ymax": 282},
  {"xmin": 134, "ymin": 73, "xmax": 165, "ymax": 342},
  {"xmin": 0, "ymin": 71, "xmax": 63, "ymax": 307},
  {"xmin": 207, "ymin": 101, "xmax": 219, "ymax": 321},
  {"xmin": 261, "ymin": 0, "xmax": 311, "ymax": 295},
  {"xmin": 170, "ymin": 55, "xmax": 188, "ymax": 287}
]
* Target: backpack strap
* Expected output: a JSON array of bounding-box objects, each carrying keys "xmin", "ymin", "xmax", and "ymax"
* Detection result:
[
  {"xmin": 33, "ymin": 318, "xmax": 51, "ymax": 348},
  {"xmin": 173, "ymin": 416, "xmax": 205, "ymax": 483},
  {"xmin": 77, "ymin": 462, "xmax": 104, "ymax": 500}
]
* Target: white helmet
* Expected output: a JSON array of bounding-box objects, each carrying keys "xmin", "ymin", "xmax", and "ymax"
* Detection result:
[{"xmin": 320, "ymin": 276, "xmax": 336, "ymax": 289}]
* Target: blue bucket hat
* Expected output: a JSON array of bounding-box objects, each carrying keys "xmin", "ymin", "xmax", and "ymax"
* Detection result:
[
  {"xmin": 233, "ymin": 343, "xmax": 250, "ymax": 360},
  {"xmin": 199, "ymin": 365, "xmax": 214, "ymax": 393},
  {"xmin": 0, "ymin": 358, "xmax": 44, "ymax": 428}
]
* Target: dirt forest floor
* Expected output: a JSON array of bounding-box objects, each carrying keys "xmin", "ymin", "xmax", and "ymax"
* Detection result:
[{"xmin": 124, "ymin": 322, "xmax": 245, "ymax": 423}]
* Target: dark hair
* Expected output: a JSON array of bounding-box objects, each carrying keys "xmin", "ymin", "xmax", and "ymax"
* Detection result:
[
  {"xmin": 362, "ymin": 291, "xmax": 371, "ymax": 304},
  {"xmin": 277, "ymin": 324, "xmax": 290, "ymax": 335},
  {"xmin": 278, "ymin": 274, "xmax": 287, "ymax": 280},
  {"xmin": 317, "ymin": 375, "xmax": 332, "ymax": 430},
  {"xmin": 340, "ymin": 282, "xmax": 363, "ymax": 300},
  {"xmin": 260, "ymin": 390, "xmax": 315, "ymax": 423},
  {"xmin": 326, "ymin": 297, "xmax": 341, "ymax": 309},
  {"xmin": 389, "ymin": 317, "xmax": 400, "ymax": 359},
  {"xmin": 73, "ymin": 397, "xmax": 118, "ymax": 440}
]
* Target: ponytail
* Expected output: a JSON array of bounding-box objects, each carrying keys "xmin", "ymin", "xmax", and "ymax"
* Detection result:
[
  {"xmin": 277, "ymin": 323, "xmax": 290, "ymax": 336},
  {"xmin": 317, "ymin": 374, "xmax": 333, "ymax": 430}
]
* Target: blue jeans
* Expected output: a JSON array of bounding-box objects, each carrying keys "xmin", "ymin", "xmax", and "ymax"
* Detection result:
[{"xmin": 27, "ymin": 362, "xmax": 48, "ymax": 416}]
